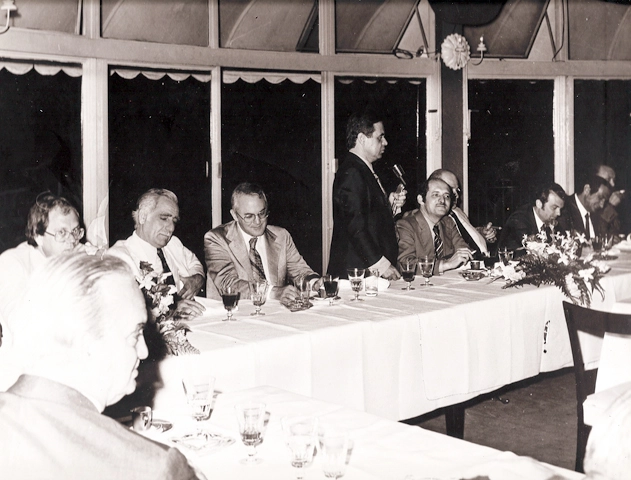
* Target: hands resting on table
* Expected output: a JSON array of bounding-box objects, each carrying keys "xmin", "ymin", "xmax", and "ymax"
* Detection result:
[{"xmin": 174, "ymin": 274, "xmax": 206, "ymax": 320}]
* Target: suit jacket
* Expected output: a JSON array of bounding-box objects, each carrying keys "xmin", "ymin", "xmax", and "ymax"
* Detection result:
[
  {"xmin": 396, "ymin": 209, "xmax": 468, "ymax": 275},
  {"xmin": 499, "ymin": 204, "xmax": 541, "ymax": 251},
  {"xmin": 0, "ymin": 375, "xmax": 200, "ymax": 480},
  {"xmin": 328, "ymin": 153, "xmax": 398, "ymax": 277},
  {"xmin": 557, "ymin": 194, "xmax": 606, "ymax": 237},
  {"xmin": 204, "ymin": 221, "xmax": 318, "ymax": 300}
]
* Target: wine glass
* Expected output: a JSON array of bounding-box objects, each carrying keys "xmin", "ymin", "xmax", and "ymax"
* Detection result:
[
  {"xmin": 182, "ymin": 374, "xmax": 215, "ymax": 434},
  {"xmin": 400, "ymin": 256, "xmax": 417, "ymax": 290},
  {"xmin": 221, "ymin": 285, "xmax": 240, "ymax": 321},
  {"xmin": 418, "ymin": 256, "xmax": 434, "ymax": 287},
  {"xmin": 250, "ymin": 280, "xmax": 269, "ymax": 316},
  {"xmin": 282, "ymin": 416, "xmax": 318, "ymax": 480},
  {"xmin": 235, "ymin": 402, "xmax": 267, "ymax": 465},
  {"xmin": 498, "ymin": 247, "xmax": 513, "ymax": 266},
  {"xmin": 602, "ymin": 233, "xmax": 614, "ymax": 252},
  {"xmin": 323, "ymin": 274, "xmax": 339, "ymax": 306},
  {"xmin": 346, "ymin": 268, "xmax": 365, "ymax": 302},
  {"xmin": 319, "ymin": 430, "xmax": 350, "ymax": 479}
]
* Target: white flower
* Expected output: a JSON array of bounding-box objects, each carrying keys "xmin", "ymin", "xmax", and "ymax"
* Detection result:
[
  {"xmin": 557, "ymin": 252, "xmax": 571, "ymax": 265},
  {"xmin": 565, "ymin": 273, "xmax": 581, "ymax": 299},
  {"xmin": 591, "ymin": 259, "xmax": 611, "ymax": 274},
  {"xmin": 578, "ymin": 268, "xmax": 595, "ymax": 282},
  {"xmin": 501, "ymin": 263, "xmax": 526, "ymax": 282}
]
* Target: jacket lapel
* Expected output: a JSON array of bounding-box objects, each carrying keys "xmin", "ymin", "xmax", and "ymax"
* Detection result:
[
  {"xmin": 226, "ymin": 221, "xmax": 253, "ymax": 277},
  {"xmin": 263, "ymin": 228, "xmax": 280, "ymax": 284}
]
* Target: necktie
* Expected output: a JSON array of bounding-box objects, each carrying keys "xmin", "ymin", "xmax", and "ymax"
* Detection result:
[
  {"xmin": 541, "ymin": 224, "xmax": 552, "ymax": 242},
  {"xmin": 584, "ymin": 213, "xmax": 591, "ymax": 240},
  {"xmin": 157, "ymin": 248, "xmax": 175, "ymax": 286},
  {"xmin": 433, "ymin": 225, "xmax": 444, "ymax": 259},
  {"xmin": 249, "ymin": 237, "xmax": 267, "ymax": 282}
]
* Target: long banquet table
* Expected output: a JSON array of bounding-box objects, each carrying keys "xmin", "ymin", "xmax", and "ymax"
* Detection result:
[
  {"xmin": 152, "ymin": 253, "xmax": 631, "ymax": 421},
  {"xmin": 149, "ymin": 385, "xmax": 582, "ymax": 480}
]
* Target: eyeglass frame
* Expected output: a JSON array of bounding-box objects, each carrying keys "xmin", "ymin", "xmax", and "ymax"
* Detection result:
[
  {"xmin": 234, "ymin": 209, "xmax": 270, "ymax": 224},
  {"xmin": 45, "ymin": 226, "xmax": 85, "ymax": 243}
]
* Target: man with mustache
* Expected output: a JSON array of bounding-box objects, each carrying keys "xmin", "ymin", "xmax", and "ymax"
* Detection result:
[{"xmin": 396, "ymin": 178, "xmax": 472, "ymax": 275}]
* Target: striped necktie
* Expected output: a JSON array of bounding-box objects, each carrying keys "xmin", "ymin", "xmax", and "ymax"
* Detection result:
[
  {"xmin": 433, "ymin": 225, "xmax": 444, "ymax": 259},
  {"xmin": 249, "ymin": 237, "xmax": 267, "ymax": 282},
  {"xmin": 157, "ymin": 248, "xmax": 175, "ymax": 286}
]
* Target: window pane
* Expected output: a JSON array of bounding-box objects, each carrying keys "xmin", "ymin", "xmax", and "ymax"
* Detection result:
[
  {"xmin": 468, "ymin": 80, "xmax": 554, "ymax": 229},
  {"xmin": 335, "ymin": 78, "xmax": 426, "ymax": 211},
  {"xmin": 575, "ymin": 80, "xmax": 631, "ymax": 232},
  {"xmin": 108, "ymin": 73, "xmax": 211, "ymax": 263},
  {"xmin": 0, "ymin": 69, "xmax": 81, "ymax": 252},
  {"xmin": 222, "ymin": 78, "xmax": 322, "ymax": 271}
]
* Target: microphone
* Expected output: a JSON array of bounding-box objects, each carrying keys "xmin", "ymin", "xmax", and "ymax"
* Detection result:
[{"xmin": 391, "ymin": 164, "xmax": 406, "ymax": 215}]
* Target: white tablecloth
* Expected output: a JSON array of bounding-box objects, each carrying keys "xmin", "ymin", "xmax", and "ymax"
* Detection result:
[
  {"xmin": 151, "ymin": 254, "xmax": 631, "ymax": 421},
  {"xmin": 148, "ymin": 385, "xmax": 582, "ymax": 480}
]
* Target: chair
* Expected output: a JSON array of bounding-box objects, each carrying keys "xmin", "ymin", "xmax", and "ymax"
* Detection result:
[{"xmin": 562, "ymin": 301, "xmax": 631, "ymax": 473}]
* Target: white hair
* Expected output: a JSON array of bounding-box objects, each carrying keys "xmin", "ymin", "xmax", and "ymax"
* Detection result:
[{"xmin": 132, "ymin": 188, "xmax": 178, "ymax": 228}]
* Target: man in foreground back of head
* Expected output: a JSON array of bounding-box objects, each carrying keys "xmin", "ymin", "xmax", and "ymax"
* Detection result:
[{"xmin": 0, "ymin": 253, "xmax": 201, "ymax": 480}]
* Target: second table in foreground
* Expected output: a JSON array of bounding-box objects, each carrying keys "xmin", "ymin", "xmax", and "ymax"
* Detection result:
[{"xmin": 152, "ymin": 254, "xmax": 631, "ymax": 421}]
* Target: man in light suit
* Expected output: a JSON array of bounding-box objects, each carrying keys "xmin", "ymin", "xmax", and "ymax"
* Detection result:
[
  {"xmin": 499, "ymin": 182, "xmax": 566, "ymax": 251},
  {"xmin": 397, "ymin": 178, "xmax": 472, "ymax": 274},
  {"xmin": 0, "ymin": 253, "xmax": 202, "ymax": 480},
  {"xmin": 204, "ymin": 182, "xmax": 320, "ymax": 305},
  {"xmin": 558, "ymin": 175, "xmax": 612, "ymax": 239},
  {"xmin": 328, "ymin": 112, "xmax": 406, "ymax": 279}
]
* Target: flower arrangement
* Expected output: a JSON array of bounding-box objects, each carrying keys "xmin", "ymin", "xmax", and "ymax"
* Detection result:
[
  {"xmin": 137, "ymin": 261, "xmax": 199, "ymax": 356},
  {"xmin": 499, "ymin": 231, "xmax": 611, "ymax": 307}
]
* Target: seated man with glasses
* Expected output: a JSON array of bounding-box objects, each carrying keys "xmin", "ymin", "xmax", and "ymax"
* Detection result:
[
  {"xmin": 204, "ymin": 182, "xmax": 320, "ymax": 305},
  {"xmin": 0, "ymin": 193, "xmax": 85, "ymax": 388}
]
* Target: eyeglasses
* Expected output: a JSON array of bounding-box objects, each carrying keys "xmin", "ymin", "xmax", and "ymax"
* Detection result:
[
  {"xmin": 45, "ymin": 227, "xmax": 84, "ymax": 243},
  {"xmin": 235, "ymin": 210, "xmax": 269, "ymax": 224}
]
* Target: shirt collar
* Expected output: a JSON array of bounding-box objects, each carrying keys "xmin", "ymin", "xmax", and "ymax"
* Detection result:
[
  {"xmin": 532, "ymin": 207, "xmax": 546, "ymax": 231},
  {"xmin": 574, "ymin": 193, "xmax": 590, "ymax": 219}
]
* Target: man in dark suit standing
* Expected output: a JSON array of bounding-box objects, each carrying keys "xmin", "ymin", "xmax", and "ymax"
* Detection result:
[
  {"xmin": 0, "ymin": 253, "xmax": 202, "ymax": 480},
  {"xmin": 499, "ymin": 182, "xmax": 567, "ymax": 251},
  {"xmin": 328, "ymin": 112, "xmax": 406, "ymax": 279},
  {"xmin": 558, "ymin": 175, "xmax": 612, "ymax": 239}
]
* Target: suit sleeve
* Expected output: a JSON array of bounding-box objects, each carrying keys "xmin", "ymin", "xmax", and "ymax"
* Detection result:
[
  {"xmin": 499, "ymin": 212, "xmax": 530, "ymax": 251},
  {"xmin": 395, "ymin": 218, "xmax": 418, "ymax": 266},
  {"xmin": 204, "ymin": 230, "xmax": 251, "ymax": 300},
  {"xmin": 282, "ymin": 230, "xmax": 319, "ymax": 284},
  {"xmin": 334, "ymin": 168, "xmax": 385, "ymax": 266}
]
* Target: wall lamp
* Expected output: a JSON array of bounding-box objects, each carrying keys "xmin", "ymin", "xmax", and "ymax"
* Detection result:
[
  {"xmin": 0, "ymin": 0, "xmax": 17, "ymax": 35},
  {"xmin": 470, "ymin": 36, "xmax": 487, "ymax": 66}
]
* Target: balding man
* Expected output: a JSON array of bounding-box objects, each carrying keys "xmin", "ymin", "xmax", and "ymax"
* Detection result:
[
  {"xmin": 0, "ymin": 253, "xmax": 202, "ymax": 479},
  {"xmin": 107, "ymin": 188, "xmax": 205, "ymax": 319}
]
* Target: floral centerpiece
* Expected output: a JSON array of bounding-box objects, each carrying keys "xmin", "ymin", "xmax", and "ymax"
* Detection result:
[
  {"xmin": 498, "ymin": 231, "xmax": 611, "ymax": 307},
  {"xmin": 137, "ymin": 261, "xmax": 199, "ymax": 356}
]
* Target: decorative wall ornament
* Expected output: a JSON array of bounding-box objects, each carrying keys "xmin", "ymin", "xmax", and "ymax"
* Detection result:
[{"xmin": 441, "ymin": 33, "xmax": 471, "ymax": 70}]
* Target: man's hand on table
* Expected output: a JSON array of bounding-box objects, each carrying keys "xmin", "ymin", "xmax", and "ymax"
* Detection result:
[
  {"xmin": 440, "ymin": 248, "xmax": 473, "ymax": 273},
  {"xmin": 271, "ymin": 284, "xmax": 300, "ymax": 308},
  {"xmin": 382, "ymin": 265, "xmax": 401, "ymax": 281},
  {"xmin": 179, "ymin": 273, "xmax": 205, "ymax": 300},
  {"xmin": 175, "ymin": 298, "xmax": 205, "ymax": 320}
]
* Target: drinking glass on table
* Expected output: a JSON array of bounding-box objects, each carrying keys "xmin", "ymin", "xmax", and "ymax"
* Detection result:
[
  {"xmin": 400, "ymin": 256, "xmax": 417, "ymax": 290},
  {"xmin": 282, "ymin": 416, "xmax": 318, "ymax": 480},
  {"xmin": 592, "ymin": 235, "xmax": 603, "ymax": 252},
  {"xmin": 602, "ymin": 233, "xmax": 614, "ymax": 252},
  {"xmin": 418, "ymin": 256, "xmax": 434, "ymax": 287},
  {"xmin": 294, "ymin": 276, "xmax": 310, "ymax": 308},
  {"xmin": 323, "ymin": 274, "xmax": 339, "ymax": 306},
  {"xmin": 498, "ymin": 247, "xmax": 513, "ymax": 266},
  {"xmin": 346, "ymin": 268, "xmax": 365, "ymax": 302},
  {"xmin": 182, "ymin": 374, "xmax": 215, "ymax": 425},
  {"xmin": 235, "ymin": 401, "xmax": 267, "ymax": 465},
  {"xmin": 250, "ymin": 280, "xmax": 269, "ymax": 316},
  {"xmin": 221, "ymin": 285, "xmax": 240, "ymax": 321},
  {"xmin": 319, "ymin": 430, "xmax": 350, "ymax": 479},
  {"xmin": 364, "ymin": 268, "xmax": 379, "ymax": 297}
]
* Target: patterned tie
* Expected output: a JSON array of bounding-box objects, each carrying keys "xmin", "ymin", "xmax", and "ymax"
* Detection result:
[
  {"xmin": 249, "ymin": 237, "xmax": 267, "ymax": 282},
  {"xmin": 433, "ymin": 225, "xmax": 444, "ymax": 259},
  {"xmin": 157, "ymin": 248, "xmax": 175, "ymax": 286},
  {"xmin": 584, "ymin": 213, "xmax": 591, "ymax": 240}
]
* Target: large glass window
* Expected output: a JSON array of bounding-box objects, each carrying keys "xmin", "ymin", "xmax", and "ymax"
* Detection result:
[
  {"xmin": 334, "ymin": 78, "xmax": 426, "ymax": 211},
  {"xmin": 108, "ymin": 72, "xmax": 211, "ymax": 263},
  {"xmin": 0, "ymin": 69, "xmax": 81, "ymax": 252},
  {"xmin": 468, "ymin": 79, "xmax": 554, "ymax": 229},
  {"xmin": 222, "ymin": 77, "xmax": 322, "ymax": 271},
  {"xmin": 575, "ymin": 80, "xmax": 631, "ymax": 232}
]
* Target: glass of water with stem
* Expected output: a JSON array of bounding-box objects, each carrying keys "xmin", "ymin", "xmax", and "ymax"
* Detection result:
[
  {"xmin": 347, "ymin": 268, "xmax": 365, "ymax": 302},
  {"xmin": 418, "ymin": 256, "xmax": 434, "ymax": 287},
  {"xmin": 234, "ymin": 402, "xmax": 267, "ymax": 465},
  {"xmin": 250, "ymin": 280, "xmax": 268, "ymax": 316},
  {"xmin": 182, "ymin": 374, "xmax": 215, "ymax": 433}
]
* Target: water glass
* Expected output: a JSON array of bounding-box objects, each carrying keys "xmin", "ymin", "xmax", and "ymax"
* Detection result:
[
  {"xmin": 347, "ymin": 268, "xmax": 365, "ymax": 302},
  {"xmin": 250, "ymin": 280, "xmax": 269, "ymax": 316},
  {"xmin": 364, "ymin": 268, "xmax": 379, "ymax": 297},
  {"xmin": 182, "ymin": 374, "xmax": 215, "ymax": 422},
  {"xmin": 294, "ymin": 276, "xmax": 311, "ymax": 308},
  {"xmin": 235, "ymin": 402, "xmax": 267, "ymax": 465},
  {"xmin": 282, "ymin": 416, "xmax": 318, "ymax": 480},
  {"xmin": 319, "ymin": 430, "xmax": 350, "ymax": 479},
  {"xmin": 323, "ymin": 274, "xmax": 339, "ymax": 306},
  {"xmin": 418, "ymin": 256, "xmax": 434, "ymax": 287}
]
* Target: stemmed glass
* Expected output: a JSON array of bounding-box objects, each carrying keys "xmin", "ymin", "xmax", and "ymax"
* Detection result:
[
  {"xmin": 250, "ymin": 280, "xmax": 269, "ymax": 316},
  {"xmin": 323, "ymin": 274, "xmax": 339, "ymax": 306},
  {"xmin": 602, "ymin": 233, "xmax": 614, "ymax": 252},
  {"xmin": 282, "ymin": 416, "xmax": 318, "ymax": 480},
  {"xmin": 498, "ymin": 247, "xmax": 514, "ymax": 266},
  {"xmin": 418, "ymin": 256, "xmax": 434, "ymax": 287},
  {"xmin": 182, "ymin": 374, "xmax": 215, "ymax": 434},
  {"xmin": 221, "ymin": 285, "xmax": 240, "ymax": 321},
  {"xmin": 347, "ymin": 268, "xmax": 365, "ymax": 302},
  {"xmin": 235, "ymin": 402, "xmax": 267, "ymax": 465},
  {"xmin": 319, "ymin": 430, "xmax": 350, "ymax": 479},
  {"xmin": 400, "ymin": 256, "xmax": 417, "ymax": 290}
]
